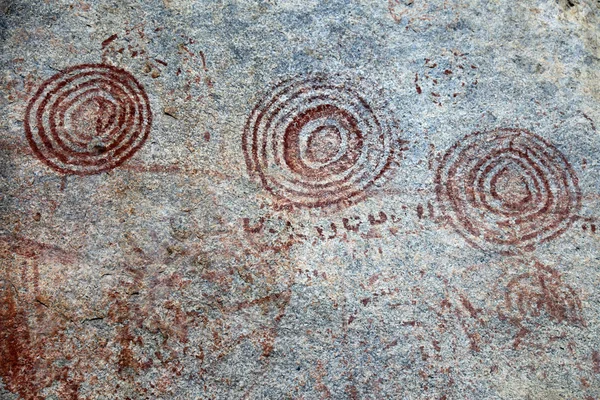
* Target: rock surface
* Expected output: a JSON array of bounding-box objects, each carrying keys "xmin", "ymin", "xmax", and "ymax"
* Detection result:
[{"xmin": 1, "ymin": 0, "xmax": 599, "ymax": 398}]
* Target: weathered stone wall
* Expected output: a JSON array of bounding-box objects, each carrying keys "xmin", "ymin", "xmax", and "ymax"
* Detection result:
[{"xmin": 1, "ymin": 0, "xmax": 599, "ymax": 398}]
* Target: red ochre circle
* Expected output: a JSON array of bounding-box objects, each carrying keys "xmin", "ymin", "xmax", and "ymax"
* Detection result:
[
  {"xmin": 243, "ymin": 74, "xmax": 394, "ymax": 208},
  {"xmin": 435, "ymin": 128, "xmax": 581, "ymax": 253},
  {"xmin": 24, "ymin": 64, "xmax": 152, "ymax": 175}
]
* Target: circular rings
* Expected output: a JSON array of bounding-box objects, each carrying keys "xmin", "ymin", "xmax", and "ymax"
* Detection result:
[
  {"xmin": 436, "ymin": 128, "xmax": 581, "ymax": 252},
  {"xmin": 243, "ymin": 74, "xmax": 394, "ymax": 208},
  {"xmin": 25, "ymin": 64, "xmax": 152, "ymax": 175}
]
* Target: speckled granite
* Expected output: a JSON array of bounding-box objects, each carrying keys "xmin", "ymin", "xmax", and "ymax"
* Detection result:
[{"xmin": 1, "ymin": 0, "xmax": 599, "ymax": 398}]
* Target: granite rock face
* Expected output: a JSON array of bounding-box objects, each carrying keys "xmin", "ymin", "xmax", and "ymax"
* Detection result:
[{"xmin": 1, "ymin": 0, "xmax": 600, "ymax": 398}]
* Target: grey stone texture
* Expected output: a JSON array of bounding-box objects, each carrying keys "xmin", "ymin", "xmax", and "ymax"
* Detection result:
[{"xmin": 1, "ymin": 0, "xmax": 599, "ymax": 398}]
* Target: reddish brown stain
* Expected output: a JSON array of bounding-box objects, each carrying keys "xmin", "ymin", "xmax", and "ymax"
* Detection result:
[
  {"xmin": 0, "ymin": 139, "xmax": 34, "ymax": 155},
  {"xmin": 315, "ymin": 223, "xmax": 338, "ymax": 240},
  {"xmin": 242, "ymin": 217, "xmax": 265, "ymax": 233},
  {"xmin": 342, "ymin": 216, "xmax": 361, "ymax": 232},
  {"xmin": 198, "ymin": 50, "xmax": 208, "ymax": 72},
  {"xmin": 512, "ymin": 326, "xmax": 530, "ymax": 349},
  {"xmin": 0, "ymin": 283, "xmax": 42, "ymax": 399},
  {"xmin": 116, "ymin": 326, "xmax": 141, "ymax": 374},
  {"xmin": 368, "ymin": 212, "xmax": 388, "ymax": 225},
  {"xmin": 345, "ymin": 384, "xmax": 359, "ymax": 400},
  {"xmin": 25, "ymin": 64, "xmax": 152, "ymax": 175},
  {"xmin": 415, "ymin": 73, "xmax": 422, "ymax": 94},
  {"xmin": 1, "ymin": 234, "xmax": 78, "ymax": 265},
  {"xmin": 593, "ymin": 350, "xmax": 600, "ymax": 374},
  {"xmin": 459, "ymin": 295, "xmax": 480, "ymax": 319},
  {"xmin": 101, "ymin": 34, "xmax": 118, "ymax": 49},
  {"xmin": 427, "ymin": 201, "xmax": 435, "ymax": 219}
]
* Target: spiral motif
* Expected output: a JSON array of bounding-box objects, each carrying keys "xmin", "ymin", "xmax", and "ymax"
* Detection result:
[
  {"xmin": 25, "ymin": 64, "xmax": 152, "ymax": 175},
  {"xmin": 243, "ymin": 74, "xmax": 394, "ymax": 208},
  {"xmin": 436, "ymin": 128, "xmax": 581, "ymax": 252}
]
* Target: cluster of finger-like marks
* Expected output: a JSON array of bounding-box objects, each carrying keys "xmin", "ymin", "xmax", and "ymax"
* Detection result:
[
  {"xmin": 243, "ymin": 74, "xmax": 396, "ymax": 208},
  {"xmin": 497, "ymin": 261, "xmax": 584, "ymax": 328},
  {"xmin": 25, "ymin": 64, "xmax": 152, "ymax": 175},
  {"xmin": 436, "ymin": 128, "xmax": 581, "ymax": 253}
]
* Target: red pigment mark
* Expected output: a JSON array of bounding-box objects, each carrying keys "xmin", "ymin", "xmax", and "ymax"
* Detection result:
[
  {"xmin": 345, "ymin": 385, "xmax": 359, "ymax": 400},
  {"xmin": 315, "ymin": 223, "xmax": 338, "ymax": 240},
  {"xmin": 101, "ymin": 34, "xmax": 118, "ymax": 49},
  {"xmin": 582, "ymin": 112, "xmax": 596, "ymax": 132},
  {"xmin": 1, "ymin": 234, "xmax": 78, "ymax": 265},
  {"xmin": 415, "ymin": 73, "xmax": 422, "ymax": 94},
  {"xmin": 417, "ymin": 204, "xmax": 424, "ymax": 219},
  {"xmin": 592, "ymin": 350, "xmax": 600, "ymax": 373},
  {"xmin": 312, "ymin": 361, "xmax": 332, "ymax": 399},
  {"xmin": 24, "ymin": 64, "xmax": 152, "ymax": 175},
  {"xmin": 199, "ymin": 51, "xmax": 208, "ymax": 72},
  {"xmin": 368, "ymin": 212, "xmax": 388, "ymax": 225},
  {"xmin": 179, "ymin": 44, "xmax": 194, "ymax": 57},
  {"xmin": 116, "ymin": 326, "xmax": 142, "ymax": 374},
  {"xmin": 581, "ymin": 377, "xmax": 590, "ymax": 387},
  {"xmin": 0, "ymin": 283, "xmax": 38, "ymax": 398},
  {"xmin": 118, "ymin": 162, "xmax": 181, "ymax": 174},
  {"xmin": 0, "ymin": 283, "xmax": 81, "ymax": 398},
  {"xmin": 512, "ymin": 326, "xmax": 530, "ymax": 349},
  {"xmin": 203, "ymin": 131, "xmax": 211, "ymax": 142},
  {"xmin": 154, "ymin": 59, "xmax": 168, "ymax": 66},
  {"xmin": 384, "ymin": 338, "xmax": 399, "ymax": 350},
  {"xmin": 459, "ymin": 295, "xmax": 480, "ymax": 319},
  {"xmin": 242, "ymin": 217, "xmax": 265, "ymax": 233},
  {"xmin": 242, "ymin": 74, "xmax": 397, "ymax": 208},
  {"xmin": 342, "ymin": 217, "xmax": 361, "ymax": 232},
  {"xmin": 427, "ymin": 201, "xmax": 435, "ymax": 218},
  {"xmin": 229, "ymin": 290, "xmax": 291, "ymax": 315},
  {"xmin": 435, "ymin": 128, "xmax": 581, "ymax": 253},
  {"xmin": 0, "ymin": 139, "xmax": 34, "ymax": 155}
]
